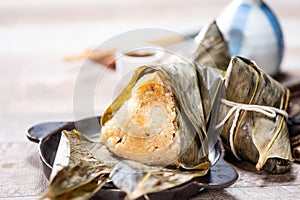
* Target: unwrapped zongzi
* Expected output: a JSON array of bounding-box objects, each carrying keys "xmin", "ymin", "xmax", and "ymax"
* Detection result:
[{"xmin": 100, "ymin": 63, "xmax": 210, "ymax": 170}]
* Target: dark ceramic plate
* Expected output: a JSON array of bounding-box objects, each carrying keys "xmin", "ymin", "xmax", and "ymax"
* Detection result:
[{"xmin": 27, "ymin": 116, "xmax": 238, "ymax": 200}]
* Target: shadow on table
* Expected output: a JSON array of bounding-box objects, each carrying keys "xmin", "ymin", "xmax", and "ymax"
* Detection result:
[
  {"xmin": 190, "ymin": 188, "xmax": 238, "ymax": 200},
  {"xmin": 223, "ymin": 151, "xmax": 297, "ymax": 185}
]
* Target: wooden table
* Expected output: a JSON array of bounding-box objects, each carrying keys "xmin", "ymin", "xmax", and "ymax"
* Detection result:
[{"xmin": 0, "ymin": 0, "xmax": 299, "ymax": 199}]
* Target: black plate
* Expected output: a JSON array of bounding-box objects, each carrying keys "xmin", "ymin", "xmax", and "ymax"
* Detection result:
[{"xmin": 27, "ymin": 116, "xmax": 238, "ymax": 200}]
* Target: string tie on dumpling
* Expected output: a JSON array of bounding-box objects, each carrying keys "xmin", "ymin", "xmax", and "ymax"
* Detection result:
[{"xmin": 215, "ymin": 99, "xmax": 288, "ymax": 160}]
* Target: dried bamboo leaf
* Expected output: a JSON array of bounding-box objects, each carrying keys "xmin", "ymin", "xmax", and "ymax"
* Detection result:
[
  {"xmin": 41, "ymin": 160, "xmax": 110, "ymax": 199},
  {"xmin": 41, "ymin": 130, "xmax": 117, "ymax": 199},
  {"xmin": 110, "ymin": 160, "xmax": 209, "ymax": 200},
  {"xmin": 53, "ymin": 174, "xmax": 108, "ymax": 200},
  {"xmin": 194, "ymin": 21, "xmax": 230, "ymax": 71},
  {"xmin": 196, "ymin": 65, "xmax": 225, "ymax": 123},
  {"xmin": 219, "ymin": 56, "xmax": 292, "ymax": 173}
]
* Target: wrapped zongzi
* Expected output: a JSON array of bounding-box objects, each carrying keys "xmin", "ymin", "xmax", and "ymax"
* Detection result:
[
  {"xmin": 194, "ymin": 21, "xmax": 230, "ymax": 71},
  {"xmin": 217, "ymin": 56, "xmax": 293, "ymax": 173}
]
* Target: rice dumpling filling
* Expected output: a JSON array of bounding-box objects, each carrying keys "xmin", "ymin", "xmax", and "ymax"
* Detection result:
[{"xmin": 100, "ymin": 71, "xmax": 180, "ymax": 165}]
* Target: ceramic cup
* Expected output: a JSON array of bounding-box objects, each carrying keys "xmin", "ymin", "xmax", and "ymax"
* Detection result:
[
  {"xmin": 217, "ymin": 0, "xmax": 284, "ymax": 76},
  {"xmin": 113, "ymin": 43, "xmax": 165, "ymax": 98},
  {"xmin": 115, "ymin": 43, "xmax": 165, "ymax": 77}
]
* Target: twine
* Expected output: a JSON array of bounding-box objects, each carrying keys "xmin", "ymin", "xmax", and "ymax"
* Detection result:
[{"xmin": 216, "ymin": 99, "xmax": 288, "ymax": 160}]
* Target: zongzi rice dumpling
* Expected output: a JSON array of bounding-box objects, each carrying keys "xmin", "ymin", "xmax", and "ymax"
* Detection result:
[
  {"xmin": 218, "ymin": 56, "xmax": 293, "ymax": 173},
  {"xmin": 193, "ymin": 20, "xmax": 230, "ymax": 71},
  {"xmin": 100, "ymin": 63, "xmax": 214, "ymax": 170},
  {"xmin": 100, "ymin": 70, "xmax": 180, "ymax": 166}
]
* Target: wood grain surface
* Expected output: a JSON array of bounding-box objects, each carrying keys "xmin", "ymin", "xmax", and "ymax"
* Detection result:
[
  {"xmin": 0, "ymin": 142, "xmax": 48, "ymax": 199},
  {"xmin": 0, "ymin": 0, "xmax": 299, "ymax": 199}
]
